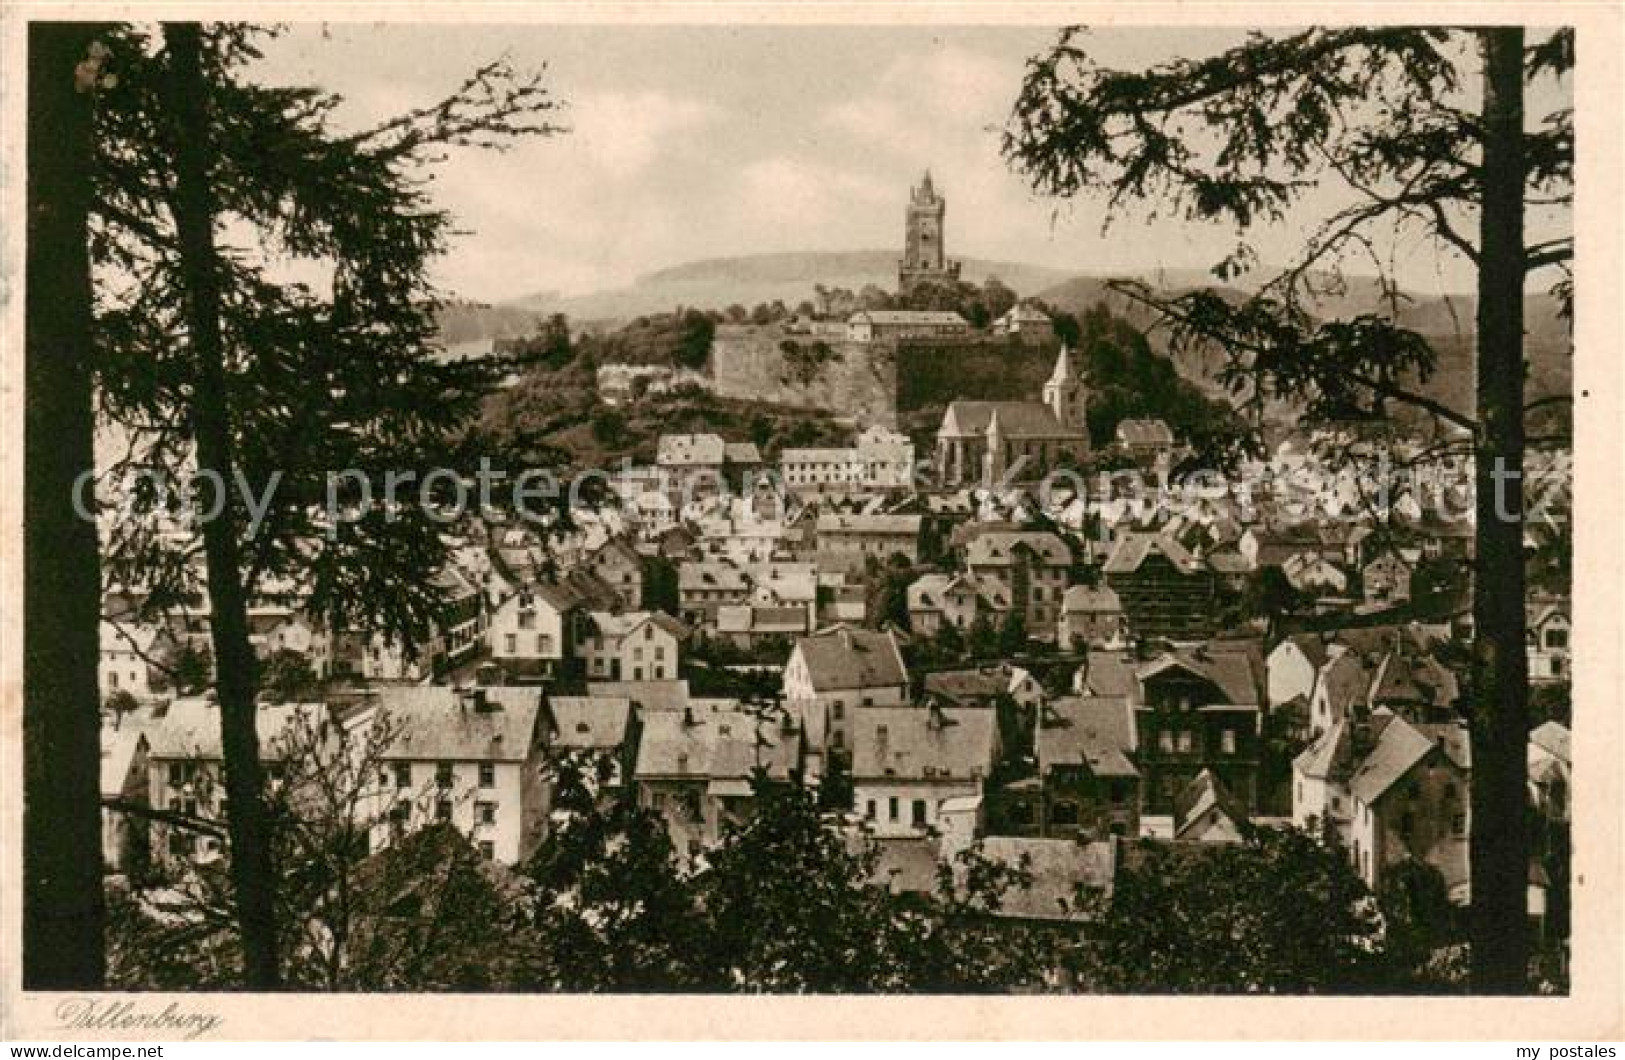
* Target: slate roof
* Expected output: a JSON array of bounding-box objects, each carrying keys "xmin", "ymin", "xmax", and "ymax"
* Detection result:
[
  {"xmin": 634, "ymin": 708, "xmax": 800, "ymax": 780},
  {"xmin": 1136, "ymin": 644, "xmax": 1264, "ymax": 707},
  {"xmin": 1115, "ymin": 418, "xmax": 1175, "ymax": 447},
  {"xmin": 723, "ymin": 441, "xmax": 763, "ymax": 465},
  {"xmin": 851, "ymin": 706, "xmax": 997, "ymax": 781},
  {"xmin": 1062, "ymin": 584, "xmax": 1123, "ymax": 614},
  {"xmin": 965, "ymin": 529, "xmax": 1071, "ymax": 568},
  {"xmin": 148, "ymin": 698, "xmax": 329, "ymax": 762},
  {"xmin": 717, "ymin": 604, "xmax": 809, "ymax": 635},
  {"xmin": 939, "ymin": 400, "xmax": 1086, "ymax": 441},
  {"xmin": 816, "ymin": 513, "xmax": 922, "ymax": 536},
  {"xmin": 546, "ymin": 696, "xmax": 634, "ymax": 752},
  {"xmin": 970, "ymin": 837, "xmax": 1113, "ymax": 921},
  {"xmin": 1037, "ymin": 696, "xmax": 1139, "ymax": 776},
  {"xmin": 1294, "ymin": 719, "xmax": 1355, "ymax": 783},
  {"xmin": 1102, "ymin": 532, "xmax": 1200, "ymax": 575},
  {"xmin": 1173, "ymin": 768, "xmax": 1249, "ymax": 838},
  {"xmin": 657, "ymin": 433, "xmax": 727, "ymax": 467},
  {"xmin": 792, "ymin": 627, "xmax": 908, "ymax": 692},
  {"xmin": 680, "ymin": 560, "xmax": 751, "ymax": 593},
  {"xmin": 1076, "ymin": 652, "xmax": 1141, "ymax": 700},
  {"xmin": 922, "ymin": 665, "xmax": 1034, "ymax": 708},
  {"xmin": 587, "ymin": 679, "xmax": 693, "ymax": 713},
  {"xmin": 101, "ymin": 723, "xmax": 150, "ymax": 796},
  {"xmin": 584, "ymin": 610, "xmax": 690, "ymax": 643},
  {"xmin": 375, "ymin": 686, "xmax": 547, "ymax": 763},
  {"xmin": 1348, "ymin": 713, "xmax": 1437, "ymax": 805}
]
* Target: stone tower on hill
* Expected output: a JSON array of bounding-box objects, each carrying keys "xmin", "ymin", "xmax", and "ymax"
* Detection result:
[{"xmin": 897, "ymin": 170, "xmax": 962, "ymax": 297}]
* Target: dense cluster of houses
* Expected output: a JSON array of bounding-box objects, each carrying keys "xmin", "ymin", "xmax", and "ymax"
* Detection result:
[
  {"xmin": 94, "ymin": 390, "xmax": 1572, "ymax": 938},
  {"xmin": 91, "ymin": 173, "xmax": 1570, "ymax": 936}
]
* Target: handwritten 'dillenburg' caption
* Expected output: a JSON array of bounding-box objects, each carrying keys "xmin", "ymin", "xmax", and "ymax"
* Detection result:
[{"xmin": 54, "ymin": 998, "xmax": 223, "ymax": 1040}]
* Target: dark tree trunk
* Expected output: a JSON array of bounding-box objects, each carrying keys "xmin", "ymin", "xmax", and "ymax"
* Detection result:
[
  {"xmin": 23, "ymin": 21, "xmax": 110, "ymax": 989},
  {"xmin": 1469, "ymin": 25, "xmax": 1531, "ymax": 994},
  {"xmin": 162, "ymin": 22, "xmax": 281, "ymax": 988}
]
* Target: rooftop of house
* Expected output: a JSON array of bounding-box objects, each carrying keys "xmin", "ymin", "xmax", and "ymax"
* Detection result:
[
  {"xmin": 586, "ymin": 679, "xmax": 695, "ymax": 713},
  {"xmin": 542, "ymin": 696, "xmax": 632, "ymax": 753},
  {"xmin": 1101, "ymin": 531, "xmax": 1201, "ymax": 576},
  {"xmin": 851, "ymin": 705, "xmax": 998, "ymax": 781},
  {"xmin": 792, "ymin": 627, "xmax": 909, "ymax": 692},
  {"xmin": 148, "ymin": 698, "xmax": 333, "ymax": 762},
  {"xmin": 1115, "ymin": 418, "xmax": 1175, "ymax": 446},
  {"xmin": 998, "ymin": 302, "xmax": 1054, "ymax": 325},
  {"xmin": 848, "ymin": 309, "xmax": 968, "ymax": 326},
  {"xmin": 815, "ymin": 513, "xmax": 923, "ymax": 535},
  {"xmin": 374, "ymin": 686, "xmax": 547, "ymax": 763},
  {"xmin": 966, "ymin": 837, "xmax": 1114, "ymax": 921},
  {"xmin": 1348, "ymin": 711, "xmax": 1444, "ymax": 806},
  {"xmin": 657, "ymin": 433, "xmax": 727, "ymax": 467},
  {"xmin": 1134, "ymin": 643, "xmax": 1264, "ymax": 707},
  {"xmin": 1172, "ymin": 768, "xmax": 1249, "ymax": 839},
  {"xmin": 1062, "ymin": 583, "xmax": 1123, "ymax": 614},
  {"xmin": 964, "ymin": 528, "xmax": 1071, "ymax": 568},
  {"xmin": 634, "ymin": 707, "xmax": 801, "ymax": 781},
  {"xmin": 583, "ymin": 610, "xmax": 690, "ymax": 643},
  {"xmin": 1037, "ymin": 696, "xmax": 1139, "ymax": 777},
  {"xmin": 717, "ymin": 604, "xmax": 810, "ymax": 635},
  {"xmin": 922, "ymin": 664, "xmax": 1034, "ymax": 707}
]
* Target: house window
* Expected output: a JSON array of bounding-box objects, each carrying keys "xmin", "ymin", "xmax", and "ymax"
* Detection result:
[
  {"xmin": 1158, "ymin": 731, "xmax": 1174, "ymax": 753},
  {"xmin": 479, "ymin": 763, "xmax": 495, "ymax": 788},
  {"xmin": 1452, "ymin": 813, "xmax": 1468, "ymax": 836},
  {"xmin": 504, "ymin": 633, "xmax": 517, "ymax": 654},
  {"xmin": 539, "ymin": 634, "xmax": 554, "ymax": 654},
  {"xmin": 1176, "ymin": 731, "xmax": 1193, "ymax": 754},
  {"xmin": 1221, "ymin": 730, "xmax": 1236, "ymax": 755},
  {"xmin": 476, "ymin": 801, "xmax": 497, "ymax": 825},
  {"xmin": 436, "ymin": 762, "xmax": 454, "ymax": 788},
  {"xmin": 393, "ymin": 763, "xmax": 411, "ymax": 789},
  {"xmin": 911, "ymin": 800, "xmax": 927, "ymax": 828},
  {"xmin": 1052, "ymin": 800, "xmax": 1080, "ymax": 826},
  {"xmin": 888, "ymin": 797, "xmax": 899, "ymax": 822},
  {"xmin": 518, "ymin": 611, "xmax": 536, "ymax": 630},
  {"xmin": 478, "ymin": 841, "xmax": 495, "ymax": 860},
  {"xmin": 833, "ymin": 701, "xmax": 846, "ymax": 720},
  {"xmin": 865, "ymin": 799, "xmax": 876, "ymax": 820},
  {"xmin": 1547, "ymin": 628, "xmax": 1569, "ymax": 649},
  {"xmin": 435, "ymin": 799, "xmax": 452, "ymax": 821}
]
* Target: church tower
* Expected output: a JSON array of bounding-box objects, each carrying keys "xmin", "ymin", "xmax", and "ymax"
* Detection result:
[
  {"xmin": 1043, "ymin": 343, "xmax": 1088, "ymax": 432},
  {"xmin": 898, "ymin": 170, "xmax": 962, "ymax": 296}
]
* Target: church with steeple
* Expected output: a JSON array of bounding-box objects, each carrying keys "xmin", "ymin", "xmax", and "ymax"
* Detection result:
[
  {"xmin": 934, "ymin": 344, "xmax": 1091, "ymax": 486},
  {"xmin": 898, "ymin": 170, "xmax": 962, "ymax": 296}
]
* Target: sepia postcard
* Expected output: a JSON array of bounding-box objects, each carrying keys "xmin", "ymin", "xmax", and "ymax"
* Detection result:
[{"xmin": 1, "ymin": 0, "xmax": 1621, "ymax": 1043}]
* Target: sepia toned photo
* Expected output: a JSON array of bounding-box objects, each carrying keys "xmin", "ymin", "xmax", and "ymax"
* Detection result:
[{"xmin": 3, "ymin": 3, "xmax": 1621, "ymax": 1043}]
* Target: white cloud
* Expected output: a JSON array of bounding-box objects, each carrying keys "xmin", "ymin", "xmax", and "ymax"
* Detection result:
[{"xmin": 569, "ymin": 91, "xmax": 723, "ymax": 175}]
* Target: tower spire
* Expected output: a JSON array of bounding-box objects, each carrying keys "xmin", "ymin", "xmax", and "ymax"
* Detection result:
[{"xmin": 1043, "ymin": 342, "xmax": 1087, "ymax": 431}]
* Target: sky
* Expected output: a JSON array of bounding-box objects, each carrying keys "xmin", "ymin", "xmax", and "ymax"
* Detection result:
[{"xmin": 250, "ymin": 24, "xmax": 1569, "ymax": 304}]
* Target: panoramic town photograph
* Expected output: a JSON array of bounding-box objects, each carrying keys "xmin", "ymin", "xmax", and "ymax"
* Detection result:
[{"xmin": 17, "ymin": 16, "xmax": 1578, "ymax": 1015}]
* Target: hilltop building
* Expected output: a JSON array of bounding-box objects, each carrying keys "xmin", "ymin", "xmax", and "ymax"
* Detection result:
[{"xmin": 897, "ymin": 170, "xmax": 962, "ymax": 296}]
